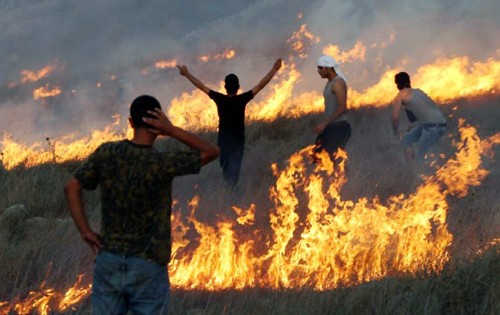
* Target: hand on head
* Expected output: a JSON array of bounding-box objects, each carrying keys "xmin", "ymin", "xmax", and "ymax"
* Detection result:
[{"xmin": 142, "ymin": 108, "xmax": 175, "ymax": 136}]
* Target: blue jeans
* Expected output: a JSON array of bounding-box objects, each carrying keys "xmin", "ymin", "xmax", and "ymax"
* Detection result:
[
  {"xmin": 92, "ymin": 250, "xmax": 170, "ymax": 315},
  {"xmin": 402, "ymin": 123, "xmax": 446, "ymax": 159}
]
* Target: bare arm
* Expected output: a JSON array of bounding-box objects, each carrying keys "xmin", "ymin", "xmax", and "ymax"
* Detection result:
[
  {"xmin": 314, "ymin": 78, "xmax": 348, "ymax": 134},
  {"xmin": 251, "ymin": 58, "xmax": 282, "ymax": 96},
  {"xmin": 143, "ymin": 108, "xmax": 220, "ymax": 165},
  {"xmin": 391, "ymin": 94, "xmax": 403, "ymax": 137},
  {"xmin": 64, "ymin": 178, "xmax": 102, "ymax": 253},
  {"xmin": 177, "ymin": 65, "xmax": 211, "ymax": 95}
]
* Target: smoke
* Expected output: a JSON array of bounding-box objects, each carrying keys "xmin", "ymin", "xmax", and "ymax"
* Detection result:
[{"xmin": 0, "ymin": 0, "xmax": 498, "ymax": 142}]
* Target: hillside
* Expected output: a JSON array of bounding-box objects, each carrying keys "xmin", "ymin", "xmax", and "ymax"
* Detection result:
[{"xmin": 0, "ymin": 95, "xmax": 499, "ymax": 314}]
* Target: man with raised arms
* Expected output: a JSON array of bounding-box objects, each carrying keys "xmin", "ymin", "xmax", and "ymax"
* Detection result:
[{"xmin": 177, "ymin": 58, "xmax": 282, "ymax": 187}]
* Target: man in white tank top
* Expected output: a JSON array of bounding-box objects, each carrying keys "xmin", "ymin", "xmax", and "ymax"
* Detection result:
[
  {"xmin": 391, "ymin": 72, "xmax": 446, "ymax": 162},
  {"xmin": 313, "ymin": 55, "xmax": 351, "ymax": 162}
]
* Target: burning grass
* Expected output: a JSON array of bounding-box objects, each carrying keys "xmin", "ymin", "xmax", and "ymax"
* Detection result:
[{"xmin": 0, "ymin": 95, "xmax": 499, "ymax": 314}]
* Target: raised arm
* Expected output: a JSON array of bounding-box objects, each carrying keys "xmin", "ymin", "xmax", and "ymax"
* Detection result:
[
  {"xmin": 143, "ymin": 108, "xmax": 220, "ymax": 165},
  {"xmin": 251, "ymin": 58, "xmax": 282, "ymax": 96},
  {"xmin": 177, "ymin": 65, "xmax": 211, "ymax": 95}
]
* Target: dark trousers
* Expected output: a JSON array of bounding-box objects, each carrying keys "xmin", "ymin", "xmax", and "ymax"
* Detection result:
[
  {"xmin": 314, "ymin": 121, "xmax": 351, "ymax": 160},
  {"xmin": 218, "ymin": 138, "xmax": 244, "ymax": 186}
]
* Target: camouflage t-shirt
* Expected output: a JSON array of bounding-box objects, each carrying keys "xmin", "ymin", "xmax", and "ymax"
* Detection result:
[{"xmin": 74, "ymin": 140, "xmax": 201, "ymax": 265}]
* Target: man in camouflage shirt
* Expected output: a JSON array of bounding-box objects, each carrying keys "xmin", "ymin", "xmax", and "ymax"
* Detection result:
[{"xmin": 64, "ymin": 95, "xmax": 219, "ymax": 314}]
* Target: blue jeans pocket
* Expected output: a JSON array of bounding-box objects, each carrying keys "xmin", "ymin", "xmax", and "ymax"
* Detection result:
[
  {"xmin": 93, "ymin": 252, "xmax": 122, "ymax": 296},
  {"xmin": 128, "ymin": 258, "xmax": 168, "ymax": 299}
]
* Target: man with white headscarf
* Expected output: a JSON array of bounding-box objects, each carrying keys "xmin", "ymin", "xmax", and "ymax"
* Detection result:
[{"xmin": 313, "ymin": 55, "xmax": 351, "ymax": 162}]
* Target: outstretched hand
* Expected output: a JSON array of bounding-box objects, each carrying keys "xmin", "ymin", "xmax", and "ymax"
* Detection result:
[
  {"xmin": 142, "ymin": 108, "xmax": 175, "ymax": 136},
  {"xmin": 177, "ymin": 65, "xmax": 189, "ymax": 76}
]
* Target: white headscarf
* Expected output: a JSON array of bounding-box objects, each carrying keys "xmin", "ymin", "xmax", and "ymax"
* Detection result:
[{"xmin": 318, "ymin": 55, "xmax": 347, "ymax": 83}]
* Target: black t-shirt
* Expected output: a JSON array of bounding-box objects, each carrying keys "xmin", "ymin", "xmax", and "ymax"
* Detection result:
[{"xmin": 209, "ymin": 90, "xmax": 254, "ymax": 142}]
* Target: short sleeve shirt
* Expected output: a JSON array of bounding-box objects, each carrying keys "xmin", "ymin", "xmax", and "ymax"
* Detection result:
[
  {"xmin": 209, "ymin": 90, "xmax": 253, "ymax": 142},
  {"xmin": 74, "ymin": 140, "xmax": 201, "ymax": 265}
]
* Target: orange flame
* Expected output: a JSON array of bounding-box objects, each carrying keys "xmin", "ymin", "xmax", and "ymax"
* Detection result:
[
  {"xmin": 0, "ymin": 123, "xmax": 131, "ymax": 170},
  {"xmin": 1, "ymin": 53, "xmax": 498, "ymax": 172},
  {"xmin": 167, "ymin": 60, "xmax": 309, "ymax": 131},
  {"xmin": 2, "ymin": 54, "xmax": 498, "ymax": 171},
  {"xmin": 1, "ymin": 23, "xmax": 499, "ymax": 314},
  {"xmin": 8, "ymin": 63, "xmax": 59, "ymax": 88},
  {"xmin": 168, "ymin": 123, "xmax": 496, "ymax": 291},
  {"xmin": 155, "ymin": 58, "xmax": 178, "ymax": 69},
  {"xmin": 1, "ymin": 122, "xmax": 498, "ymax": 313},
  {"xmin": 0, "ymin": 274, "xmax": 90, "ymax": 315},
  {"xmin": 233, "ymin": 204, "xmax": 256, "ymax": 226},
  {"xmin": 349, "ymin": 56, "xmax": 500, "ymax": 108},
  {"xmin": 199, "ymin": 49, "xmax": 236, "ymax": 63},
  {"xmin": 323, "ymin": 41, "xmax": 367, "ymax": 63},
  {"xmin": 57, "ymin": 274, "xmax": 92, "ymax": 312},
  {"xmin": 288, "ymin": 24, "xmax": 320, "ymax": 59},
  {"xmin": 33, "ymin": 84, "xmax": 62, "ymax": 100},
  {"xmin": 166, "ymin": 54, "xmax": 500, "ymax": 131},
  {"xmin": 434, "ymin": 119, "xmax": 490, "ymax": 197}
]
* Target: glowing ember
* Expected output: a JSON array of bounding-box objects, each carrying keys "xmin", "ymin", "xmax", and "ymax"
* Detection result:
[
  {"xmin": 155, "ymin": 58, "xmax": 178, "ymax": 69},
  {"xmin": 33, "ymin": 84, "xmax": 62, "ymax": 100},
  {"xmin": 199, "ymin": 49, "xmax": 236, "ymax": 63}
]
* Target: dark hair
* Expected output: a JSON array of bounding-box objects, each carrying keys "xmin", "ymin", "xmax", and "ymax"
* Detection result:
[
  {"xmin": 395, "ymin": 72, "xmax": 411, "ymax": 90},
  {"xmin": 224, "ymin": 73, "xmax": 239, "ymax": 95},
  {"xmin": 130, "ymin": 95, "xmax": 162, "ymax": 129}
]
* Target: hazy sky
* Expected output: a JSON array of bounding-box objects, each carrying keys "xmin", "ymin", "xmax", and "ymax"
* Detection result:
[{"xmin": 0, "ymin": 0, "xmax": 498, "ymax": 141}]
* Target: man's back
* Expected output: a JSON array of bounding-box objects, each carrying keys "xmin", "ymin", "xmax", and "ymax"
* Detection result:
[
  {"xmin": 75, "ymin": 139, "xmax": 201, "ymax": 265},
  {"xmin": 402, "ymin": 89, "xmax": 445, "ymax": 124},
  {"xmin": 209, "ymin": 90, "xmax": 254, "ymax": 141}
]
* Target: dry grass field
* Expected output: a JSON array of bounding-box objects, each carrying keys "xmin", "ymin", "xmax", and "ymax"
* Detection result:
[{"xmin": 0, "ymin": 94, "xmax": 498, "ymax": 314}]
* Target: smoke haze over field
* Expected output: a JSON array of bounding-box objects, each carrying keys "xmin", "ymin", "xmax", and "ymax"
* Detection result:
[{"xmin": 0, "ymin": 0, "xmax": 498, "ymax": 142}]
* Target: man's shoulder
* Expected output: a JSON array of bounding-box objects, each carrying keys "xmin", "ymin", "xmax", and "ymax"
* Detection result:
[
  {"xmin": 331, "ymin": 76, "xmax": 347, "ymax": 87},
  {"xmin": 90, "ymin": 140, "xmax": 127, "ymax": 158},
  {"xmin": 240, "ymin": 90, "xmax": 254, "ymax": 98},
  {"xmin": 96, "ymin": 140, "xmax": 126, "ymax": 151},
  {"xmin": 232, "ymin": 90, "xmax": 253, "ymax": 104},
  {"xmin": 209, "ymin": 90, "xmax": 224, "ymax": 98},
  {"xmin": 396, "ymin": 88, "xmax": 411, "ymax": 100}
]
